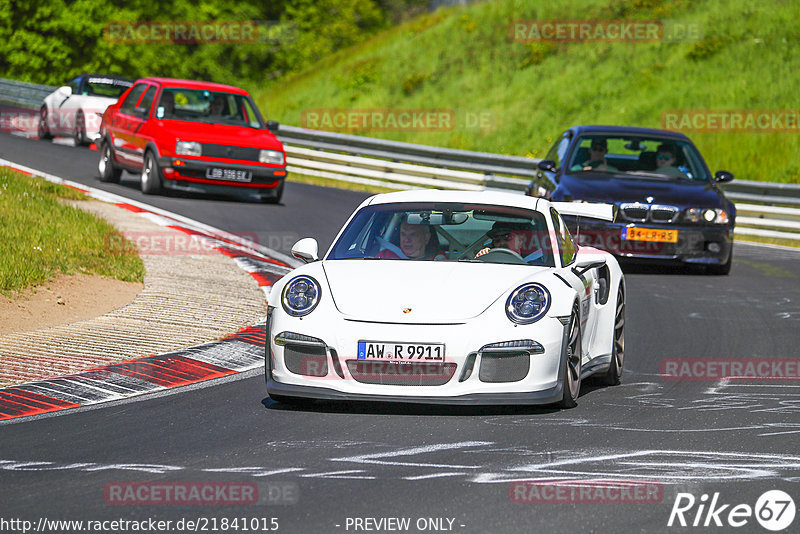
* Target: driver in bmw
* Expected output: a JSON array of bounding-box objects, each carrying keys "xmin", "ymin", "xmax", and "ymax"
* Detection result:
[{"xmin": 475, "ymin": 222, "xmax": 544, "ymax": 263}]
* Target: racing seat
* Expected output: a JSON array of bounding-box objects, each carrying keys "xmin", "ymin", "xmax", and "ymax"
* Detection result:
[
  {"xmin": 509, "ymin": 229, "xmax": 547, "ymax": 265},
  {"xmin": 637, "ymin": 151, "xmax": 657, "ymax": 171},
  {"xmin": 571, "ymin": 146, "xmax": 590, "ymax": 168}
]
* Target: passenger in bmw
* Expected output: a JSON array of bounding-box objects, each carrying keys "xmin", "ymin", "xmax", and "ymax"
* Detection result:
[{"xmin": 655, "ymin": 143, "xmax": 689, "ymax": 178}]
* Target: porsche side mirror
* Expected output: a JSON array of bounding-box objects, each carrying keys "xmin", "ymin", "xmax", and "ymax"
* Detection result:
[
  {"xmin": 714, "ymin": 170, "xmax": 734, "ymax": 183},
  {"xmin": 266, "ymin": 120, "xmax": 280, "ymax": 133},
  {"xmin": 57, "ymin": 86, "xmax": 72, "ymax": 96},
  {"xmin": 572, "ymin": 258, "xmax": 606, "ymax": 276},
  {"xmin": 537, "ymin": 159, "xmax": 557, "ymax": 173},
  {"xmin": 291, "ymin": 238, "xmax": 319, "ymax": 263}
]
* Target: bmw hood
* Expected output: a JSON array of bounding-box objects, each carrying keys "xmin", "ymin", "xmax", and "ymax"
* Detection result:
[
  {"xmin": 320, "ymin": 260, "xmax": 542, "ymax": 324},
  {"xmin": 560, "ymin": 173, "xmax": 727, "ymax": 208}
]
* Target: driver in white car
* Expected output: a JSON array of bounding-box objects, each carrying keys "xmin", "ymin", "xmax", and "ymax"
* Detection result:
[{"xmin": 475, "ymin": 222, "xmax": 544, "ymax": 263}]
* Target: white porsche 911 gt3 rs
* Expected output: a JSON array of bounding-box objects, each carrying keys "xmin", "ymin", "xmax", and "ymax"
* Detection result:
[
  {"xmin": 266, "ymin": 190, "xmax": 625, "ymax": 408},
  {"xmin": 38, "ymin": 74, "xmax": 133, "ymax": 145}
]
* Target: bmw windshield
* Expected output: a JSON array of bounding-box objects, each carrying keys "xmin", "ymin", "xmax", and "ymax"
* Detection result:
[{"xmin": 566, "ymin": 135, "xmax": 710, "ymax": 182}]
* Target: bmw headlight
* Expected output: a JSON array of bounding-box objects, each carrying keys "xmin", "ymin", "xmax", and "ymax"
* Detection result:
[
  {"xmin": 259, "ymin": 149, "xmax": 284, "ymax": 165},
  {"xmin": 506, "ymin": 283, "xmax": 550, "ymax": 324},
  {"xmin": 175, "ymin": 141, "xmax": 202, "ymax": 156},
  {"xmin": 281, "ymin": 275, "xmax": 321, "ymax": 317},
  {"xmin": 685, "ymin": 208, "xmax": 729, "ymax": 224}
]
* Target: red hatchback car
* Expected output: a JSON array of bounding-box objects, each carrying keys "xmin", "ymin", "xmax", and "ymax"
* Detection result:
[{"xmin": 97, "ymin": 77, "xmax": 287, "ymax": 203}]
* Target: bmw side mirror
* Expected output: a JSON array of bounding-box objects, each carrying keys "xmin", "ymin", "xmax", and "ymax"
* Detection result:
[
  {"xmin": 291, "ymin": 238, "xmax": 319, "ymax": 263},
  {"xmin": 266, "ymin": 120, "xmax": 279, "ymax": 133},
  {"xmin": 714, "ymin": 170, "xmax": 734, "ymax": 183},
  {"xmin": 538, "ymin": 159, "xmax": 557, "ymax": 173},
  {"xmin": 133, "ymin": 107, "xmax": 148, "ymax": 119}
]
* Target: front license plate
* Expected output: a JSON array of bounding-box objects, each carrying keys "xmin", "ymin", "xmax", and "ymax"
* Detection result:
[
  {"xmin": 357, "ymin": 341, "xmax": 445, "ymax": 361},
  {"xmin": 622, "ymin": 227, "xmax": 678, "ymax": 243},
  {"xmin": 205, "ymin": 167, "xmax": 252, "ymax": 182}
]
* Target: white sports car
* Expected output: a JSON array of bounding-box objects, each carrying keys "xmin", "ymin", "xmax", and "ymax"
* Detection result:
[
  {"xmin": 38, "ymin": 74, "xmax": 133, "ymax": 145},
  {"xmin": 266, "ymin": 190, "xmax": 625, "ymax": 407}
]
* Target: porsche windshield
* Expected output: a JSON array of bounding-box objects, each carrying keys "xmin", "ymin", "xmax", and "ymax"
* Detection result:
[
  {"xmin": 566, "ymin": 135, "xmax": 710, "ymax": 182},
  {"xmin": 327, "ymin": 202, "xmax": 556, "ymax": 267},
  {"xmin": 156, "ymin": 88, "xmax": 264, "ymax": 127},
  {"xmin": 84, "ymin": 77, "xmax": 131, "ymax": 98}
]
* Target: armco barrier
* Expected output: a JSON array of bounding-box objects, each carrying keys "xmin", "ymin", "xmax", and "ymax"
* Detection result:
[
  {"xmin": 1, "ymin": 77, "xmax": 798, "ymax": 240},
  {"xmin": 0, "ymin": 77, "xmax": 55, "ymax": 108}
]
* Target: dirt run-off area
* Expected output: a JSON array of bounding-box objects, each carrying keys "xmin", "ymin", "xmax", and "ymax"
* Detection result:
[{"xmin": 0, "ymin": 273, "xmax": 143, "ymax": 335}]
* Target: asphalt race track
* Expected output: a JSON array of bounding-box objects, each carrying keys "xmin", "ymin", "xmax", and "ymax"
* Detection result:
[{"xmin": 2, "ymin": 131, "xmax": 800, "ymax": 533}]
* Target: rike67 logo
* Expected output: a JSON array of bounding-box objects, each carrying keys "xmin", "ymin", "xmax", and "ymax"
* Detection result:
[{"xmin": 668, "ymin": 490, "xmax": 796, "ymax": 531}]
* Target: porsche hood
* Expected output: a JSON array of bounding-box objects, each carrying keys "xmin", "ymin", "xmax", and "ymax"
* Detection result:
[{"xmin": 320, "ymin": 260, "xmax": 544, "ymax": 324}]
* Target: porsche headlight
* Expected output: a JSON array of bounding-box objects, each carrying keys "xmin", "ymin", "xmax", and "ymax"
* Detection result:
[
  {"xmin": 175, "ymin": 141, "xmax": 202, "ymax": 156},
  {"xmin": 685, "ymin": 208, "xmax": 729, "ymax": 224},
  {"xmin": 259, "ymin": 149, "xmax": 284, "ymax": 165},
  {"xmin": 281, "ymin": 275, "xmax": 321, "ymax": 317},
  {"xmin": 506, "ymin": 283, "xmax": 550, "ymax": 324}
]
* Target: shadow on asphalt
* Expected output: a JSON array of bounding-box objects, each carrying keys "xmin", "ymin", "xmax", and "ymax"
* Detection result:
[
  {"xmin": 113, "ymin": 172, "xmax": 285, "ymax": 205},
  {"xmin": 618, "ymin": 259, "xmax": 710, "ymax": 276},
  {"xmin": 259, "ymin": 381, "xmax": 614, "ymax": 416}
]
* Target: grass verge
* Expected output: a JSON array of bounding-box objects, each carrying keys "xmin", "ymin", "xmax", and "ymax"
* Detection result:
[
  {"xmin": 735, "ymin": 234, "xmax": 800, "ymax": 249},
  {"xmin": 0, "ymin": 167, "xmax": 145, "ymax": 295}
]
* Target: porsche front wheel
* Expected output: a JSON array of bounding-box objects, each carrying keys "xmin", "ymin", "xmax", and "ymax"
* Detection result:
[{"xmin": 558, "ymin": 308, "xmax": 582, "ymax": 408}]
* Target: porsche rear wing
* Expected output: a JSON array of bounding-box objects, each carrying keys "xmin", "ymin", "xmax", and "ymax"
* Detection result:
[{"xmin": 551, "ymin": 202, "xmax": 614, "ymax": 222}]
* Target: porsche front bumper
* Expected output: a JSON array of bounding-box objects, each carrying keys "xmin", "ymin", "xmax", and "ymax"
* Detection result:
[{"xmin": 266, "ymin": 312, "xmax": 571, "ymax": 405}]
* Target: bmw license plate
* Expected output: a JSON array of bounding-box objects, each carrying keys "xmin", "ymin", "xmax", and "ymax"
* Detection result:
[
  {"xmin": 205, "ymin": 167, "xmax": 252, "ymax": 182},
  {"xmin": 622, "ymin": 227, "xmax": 678, "ymax": 243},
  {"xmin": 357, "ymin": 341, "xmax": 445, "ymax": 361}
]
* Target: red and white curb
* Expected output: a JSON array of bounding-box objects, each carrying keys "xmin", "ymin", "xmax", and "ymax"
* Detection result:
[{"xmin": 0, "ymin": 160, "xmax": 299, "ymax": 421}]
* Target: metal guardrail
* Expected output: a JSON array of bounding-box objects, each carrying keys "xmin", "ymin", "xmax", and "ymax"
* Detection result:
[
  {"xmin": 0, "ymin": 77, "xmax": 55, "ymax": 108},
  {"xmin": 1, "ymin": 77, "xmax": 798, "ymax": 241}
]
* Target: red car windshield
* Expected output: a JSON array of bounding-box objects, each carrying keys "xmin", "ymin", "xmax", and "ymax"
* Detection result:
[{"xmin": 156, "ymin": 88, "xmax": 264, "ymax": 128}]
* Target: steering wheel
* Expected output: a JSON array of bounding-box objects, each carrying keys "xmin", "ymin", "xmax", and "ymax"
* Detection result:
[{"xmin": 475, "ymin": 247, "xmax": 526, "ymax": 264}]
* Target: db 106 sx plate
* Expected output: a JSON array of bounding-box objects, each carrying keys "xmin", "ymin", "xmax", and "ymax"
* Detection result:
[{"xmin": 205, "ymin": 168, "xmax": 252, "ymax": 182}]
